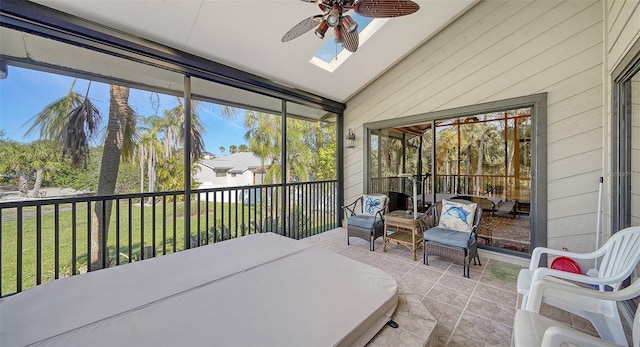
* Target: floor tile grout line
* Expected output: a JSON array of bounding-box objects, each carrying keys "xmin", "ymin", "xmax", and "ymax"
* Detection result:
[{"xmin": 444, "ymin": 258, "xmax": 492, "ymax": 346}]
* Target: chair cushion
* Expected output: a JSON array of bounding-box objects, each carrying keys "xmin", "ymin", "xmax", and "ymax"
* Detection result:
[
  {"xmin": 363, "ymin": 194, "xmax": 386, "ymax": 216},
  {"xmin": 423, "ymin": 227, "xmax": 472, "ymax": 248},
  {"xmin": 438, "ymin": 199, "xmax": 477, "ymax": 232},
  {"xmin": 347, "ymin": 215, "xmax": 383, "ymax": 230}
]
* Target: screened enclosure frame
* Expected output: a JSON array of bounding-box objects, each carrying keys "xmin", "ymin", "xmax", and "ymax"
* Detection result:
[{"xmin": 0, "ymin": 0, "xmax": 347, "ymax": 245}]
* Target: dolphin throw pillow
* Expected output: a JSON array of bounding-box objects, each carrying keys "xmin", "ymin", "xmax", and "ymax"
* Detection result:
[{"xmin": 438, "ymin": 199, "xmax": 477, "ymax": 232}]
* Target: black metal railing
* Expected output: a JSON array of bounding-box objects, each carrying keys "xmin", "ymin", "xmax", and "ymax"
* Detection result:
[
  {"xmin": 371, "ymin": 174, "xmax": 530, "ymax": 201},
  {"xmin": 0, "ymin": 180, "xmax": 337, "ymax": 297}
]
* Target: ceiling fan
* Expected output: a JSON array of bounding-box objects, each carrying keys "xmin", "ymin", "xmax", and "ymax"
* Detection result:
[{"xmin": 281, "ymin": 0, "xmax": 420, "ymax": 53}]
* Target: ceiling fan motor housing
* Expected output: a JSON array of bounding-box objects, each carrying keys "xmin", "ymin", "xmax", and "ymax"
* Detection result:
[{"xmin": 327, "ymin": 5, "xmax": 341, "ymax": 27}]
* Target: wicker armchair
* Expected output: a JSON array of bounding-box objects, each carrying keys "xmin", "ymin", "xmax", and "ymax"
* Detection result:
[
  {"xmin": 343, "ymin": 193, "xmax": 389, "ymax": 251},
  {"xmin": 422, "ymin": 199, "xmax": 483, "ymax": 278}
]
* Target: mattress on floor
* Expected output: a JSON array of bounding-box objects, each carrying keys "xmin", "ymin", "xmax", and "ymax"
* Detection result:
[{"xmin": 0, "ymin": 232, "xmax": 398, "ymax": 346}]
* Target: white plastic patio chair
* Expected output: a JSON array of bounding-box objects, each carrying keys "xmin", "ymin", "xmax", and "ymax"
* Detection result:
[
  {"xmin": 516, "ymin": 226, "xmax": 640, "ymax": 346},
  {"xmin": 512, "ymin": 276, "xmax": 640, "ymax": 347}
]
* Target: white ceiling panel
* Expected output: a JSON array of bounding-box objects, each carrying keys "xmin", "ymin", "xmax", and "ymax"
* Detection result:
[{"xmin": 31, "ymin": 0, "xmax": 477, "ymax": 103}]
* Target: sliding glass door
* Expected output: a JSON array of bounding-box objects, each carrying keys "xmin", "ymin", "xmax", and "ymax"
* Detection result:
[{"xmin": 364, "ymin": 95, "xmax": 546, "ymax": 256}]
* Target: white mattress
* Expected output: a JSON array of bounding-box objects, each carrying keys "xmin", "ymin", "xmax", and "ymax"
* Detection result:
[{"xmin": 0, "ymin": 233, "xmax": 398, "ymax": 346}]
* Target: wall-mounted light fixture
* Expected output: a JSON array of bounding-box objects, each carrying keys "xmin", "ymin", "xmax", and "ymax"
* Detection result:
[{"xmin": 346, "ymin": 128, "xmax": 356, "ymax": 148}]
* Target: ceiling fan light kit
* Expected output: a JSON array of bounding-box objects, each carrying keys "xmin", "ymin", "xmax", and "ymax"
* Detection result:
[
  {"xmin": 315, "ymin": 20, "xmax": 329, "ymax": 38},
  {"xmin": 282, "ymin": 0, "xmax": 420, "ymax": 53},
  {"xmin": 334, "ymin": 25, "xmax": 343, "ymax": 43},
  {"xmin": 341, "ymin": 15, "xmax": 358, "ymax": 32}
]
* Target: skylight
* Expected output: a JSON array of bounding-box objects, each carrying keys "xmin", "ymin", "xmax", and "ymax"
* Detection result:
[{"xmin": 310, "ymin": 15, "xmax": 387, "ymax": 72}]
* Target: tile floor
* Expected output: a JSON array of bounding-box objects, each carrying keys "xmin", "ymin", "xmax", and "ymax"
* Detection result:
[{"xmin": 304, "ymin": 228, "xmax": 615, "ymax": 347}]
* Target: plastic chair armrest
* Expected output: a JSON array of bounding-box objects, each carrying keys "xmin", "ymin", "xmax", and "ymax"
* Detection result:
[
  {"xmin": 529, "ymin": 246, "xmax": 607, "ymax": 271},
  {"xmin": 541, "ymin": 326, "xmax": 622, "ymax": 347},
  {"xmin": 526, "ymin": 278, "xmax": 640, "ymax": 312},
  {"xmin": 530, "ymin": 267, "xmax": 632, "ymax": 289}
]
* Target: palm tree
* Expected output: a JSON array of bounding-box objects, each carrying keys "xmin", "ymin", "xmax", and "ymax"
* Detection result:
[
  {"xmin": 25, "ymin": 80, "xmax": 135, "ymax": 270},
  {"xmin": 167, "ymin": 97, "xmax": 205, "ymax": 160},
  {"xmin": 244, "ymin": 111, "xmax": 281, "ymax": 183},
  {"xmin": 158, "ymin": 109, "xmax": 180, "ymax": 159},
  {"xmin": 27, "ymin": 141, "xmax": 60, "ymax": 198},
  {"xmin": 24, "ymin": 80, "xmax": 100, "ymax": 168},
  {"xmin": 92, "ymin": 85, "xmax": 135, "ymax": 269},
  {"xmin": 137, "ymin": 116, "xmax": 163, "ymax": 194}
]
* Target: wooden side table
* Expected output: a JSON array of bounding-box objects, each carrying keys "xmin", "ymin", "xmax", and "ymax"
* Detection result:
[{"xmin": 383, "ymin": 210, "xmax": 424, "ymax": 260}]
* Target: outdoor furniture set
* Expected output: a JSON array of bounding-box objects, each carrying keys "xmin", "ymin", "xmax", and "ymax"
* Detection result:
[{"xmin": 344, "ymin": 194, "xmax": 484, "ymax": 278}]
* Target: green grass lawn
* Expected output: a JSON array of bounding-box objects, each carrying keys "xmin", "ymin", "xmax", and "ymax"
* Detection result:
[
  {"xmin": 1, "ymin": 200, "xmax": 336, "ymax": 296},
  {"xmin": 0, "ymin": 200, "xmax": 259, "ymax": 296}
]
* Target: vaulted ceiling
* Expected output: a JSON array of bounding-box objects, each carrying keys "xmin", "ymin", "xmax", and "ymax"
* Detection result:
[{"xmin": 31, "ymin": 0, "xmax": 476, "ymax": 103}]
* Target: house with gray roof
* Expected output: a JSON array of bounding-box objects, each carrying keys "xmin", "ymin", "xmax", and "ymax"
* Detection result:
[{"xmin": 195, "ymin": 152, "xmax": 270, "ymax": 189}]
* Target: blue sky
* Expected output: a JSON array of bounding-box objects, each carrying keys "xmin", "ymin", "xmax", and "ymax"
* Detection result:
[
  {"xmin": 0, "ymin": 65, "xmax": 248, "ymax": 156},
  {"xmin": 315, "ymin": 14, "xmax": 373, "ymax": 62}
]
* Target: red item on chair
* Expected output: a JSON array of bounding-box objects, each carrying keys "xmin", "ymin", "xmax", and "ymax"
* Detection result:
[{"xmin": 551, "ymin": 256, "xmax": 582, "ymax": 274}]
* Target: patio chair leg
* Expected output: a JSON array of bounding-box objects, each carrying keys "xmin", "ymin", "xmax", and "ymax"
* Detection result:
[
  {"xmin": 423, "ymin": 248, "xmax": 429, "ymax": 265},
  {"xmin": 370, "ymin": 236, "xmax": 374, "ymax": 251}
]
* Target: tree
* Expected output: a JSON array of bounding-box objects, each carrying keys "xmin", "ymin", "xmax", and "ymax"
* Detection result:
[
  {"xmin": 243, "ymin": 112, "xmax": 320, "ymax": 183},
  {"xmin": 92, "ymin": 85, "xmax": 135, "ymax": 269},
  {"xmin": 27, "ymin": 141, "xmax": 60, "ymax": 197},
  {"xmin": 219, "ymin": 146, "xmax": 225, "ymax": 155},
  {"xmin": 0, "ymin": 141, "xmax": 32, "ymax": 195},
  {"xmin": 156, "ymin": 151, "xmax": 199, "ymax": 192},
  {"xmin": 137, "ymin": 116, "xmax": 162, "ymax": 194},
  {"xmin": 25, "ymin": 80, "xmax": 135, "ymax": 270},
  {"xmin": 238, "ymin": 144, "xmax": 249, "ymax": 152},
  {"xmin": 284, "ymin": 119, "xmax": 311, "ymax": 182},
  {"xmin": 24, "ymin": 80, "xmax": 100, "ymax": 169},
  {"xmin": 305, "ymin": 122, "xmax": 336, "ymax": 180},
  {"xmin": 229, "ymin": 145, "xmax": 238, "ymax": 154},
  {"xmin": 166, "ymin": 97, "xmax": 205, "ymax": 160},
  {"xmin": 244, "ymin": 111, "xmax": 281, "ymax": 183}
]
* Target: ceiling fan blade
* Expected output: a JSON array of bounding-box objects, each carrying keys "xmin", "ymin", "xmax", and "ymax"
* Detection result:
[
  {"xmin": 281, "ymin": 15, "xmax": 323, "ymax": 42},
  {"xmin": 354, "ymin": 0, "xmax": 420, "ymax": 18},
  {"xmin": 341, "ymin": 24, "xmax": 359, "ymax": 52}
]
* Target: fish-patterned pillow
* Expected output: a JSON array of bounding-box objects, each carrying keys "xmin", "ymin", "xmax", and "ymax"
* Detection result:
[
  {"xmin": 438, "ymin": 199, "xmax": 477, "ymax": 232},
  {"xmin": 363, "ymin": 194, "xmax": 386, "ymax": 217}
]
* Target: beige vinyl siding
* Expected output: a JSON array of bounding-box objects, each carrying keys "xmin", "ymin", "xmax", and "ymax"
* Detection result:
[
  {"xmin": 632, "ymin": 76, "xmax": 640, "ymax": 225},
  {"xmin": 607, "ymin": 0, "xmax": 640, "ymax": 72},
  {"xmin": 345, "ymin": 0, "xmax": 605, "ymax": 251}
]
